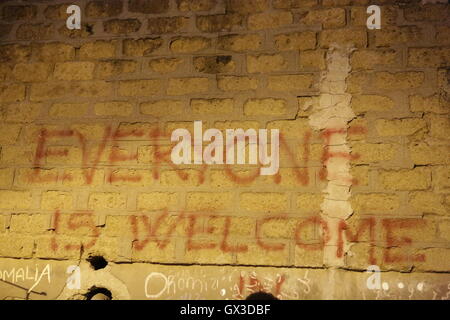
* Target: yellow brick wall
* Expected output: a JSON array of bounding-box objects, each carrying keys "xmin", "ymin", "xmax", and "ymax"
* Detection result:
[{"xmin": 0, "ymin": 0, "xmax": 448, "ymax": 300}]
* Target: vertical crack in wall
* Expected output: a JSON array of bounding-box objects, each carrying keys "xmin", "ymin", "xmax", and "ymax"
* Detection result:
[{"xmin": 309, "ymin": 45, "xmax": 356, "ymax": 299}]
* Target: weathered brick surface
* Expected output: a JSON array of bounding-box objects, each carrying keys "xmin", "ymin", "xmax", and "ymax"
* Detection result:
[{"xmin": 0, "ymin": 0, "xmax": 448, "ymax": 300}]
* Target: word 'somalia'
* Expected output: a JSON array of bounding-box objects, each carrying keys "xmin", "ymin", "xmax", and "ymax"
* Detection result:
[{"xmin": 171, "ymin": 121, "xmax": 280, "ymax": 176}]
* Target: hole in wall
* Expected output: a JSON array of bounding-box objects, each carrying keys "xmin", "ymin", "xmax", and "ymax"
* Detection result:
[
  {"xmin": 84, "ymin": 287, "xmax": 112, "ymax": 300},
  {"xmin": 87, "ymin": 256, "xmax": 108, "ymax": 270}
]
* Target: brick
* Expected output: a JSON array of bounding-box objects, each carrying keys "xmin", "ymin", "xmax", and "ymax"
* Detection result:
[
  {"xmin": 0, "ymin": 191, "xmax": 32, "ymax": 209},
  {"xmin": 0, "ymin": 44, "xmax": 31, "ymax": 63},
  {"xmin": 2, "ymin": 5, "xmax": 36, "ymax": 21},
  {"xmin": 1, "ymin": 146, "xmax": 35, "ymax": 165},
  {"xmin": 88, "ymin": 192, "xmax": 126, "ymax": 210},
  {"xmin": 0, "ymin": 24, "xmax": 12, "ymax": 39},
  {"xmin": 129, "ymin": 0, "xmax": 169, "ymax": 14},
  {"xmin": 0, "ymin": 124, "xmax": 21, "ymax": 145},
  {"xmin": 260, "ymin": 218, "xmax": 302, "ymax": 239},
  {"xmin": 217, "ymin": 76, "xmax": 258, "ymax": 91},
  {"xmin": 410, "ymin": 94, "xmax": 448, "ymax": 114},
  {"xmin": 183, "ymin": 246, "xmax": 233, "ymax": 265},
  {"xmin": 2, "ymin": 102, "xmax": 39, "ymax": 123},
  {"xmin": 191, "ymin": 98, "xmax": 233, "ymax": 114},
  {"xmin": 12, "ymin": 62, "xmax": 51, "ymax": 82},
  {"xmin": 97, "ymin": 60, "xmax": 137, "ymax": 78},
  {"xmin": 31, "ymin": 81, "xmax": 113, "ymax": 101},
  {"xmin": 54, "ymin": 62, "xmax": 95, "ymax": 81},
  {"xmin": 86, "ymin": 0, "xmax": 123, "ymax": 18},
  {"xmin": 415, "ymin": 248, "xmax": 450, "ymax": 272},
  {"xmin": 43, "ymin": 4, "xmax": 72, "ymax": 20},
  {"xmin": 0, "ymin": 84, "xmax": 25, "ymax": 103},
  {"xmin": 160, "ymin": 169, "xmax": 203, "ymax": 187},
  {"xmin": 9, "ymin": 214, "xmax": 49, "ymax": 234},
  {"xmin": 118, "ymin": 80, "xmax": 161, "ymax": 97},
  {"xmin": 346, "ymin": 72, "xmax": 370, "ymax": 94},
  {"xmin": 375, "ymin": 119, "xmax": 426, "ymax": 136},
  {"xmin": 274, "ymin": 32, "xmax": 316, "ymax": 51},
  {"xmin": 196, "ymin": 14, "xmax": 244, "ymax": 32},
  {"xmin": 351, "ymin": 143, "xmax": 396, "ymax": 164},
  {"xmin": 351, "ymin": 193, "xmax": 400, "ymax": 214},
  {"xmin": 351, "ymin": 95, "xmax": 394, "ymax": 114},
  {"xmin": 408, "ymin": 48, "xmax": 450, "ymax": 68},
  {"xmin": 301, "ymin": 8, "xmax": 346, "ymax": 29},
  {"xmin": 108, "ymin": 169, "xmax": 153, "ymax": 187},
  {"xmin": 410, "ymin": 192, "xmax": 446, "ymax": 216},
  {"xmin": 351, "ymin": 49, "xmax": 397, "ymax": 70},
  {"xmin": 79, "ymin": 41, "xmax": 117, "ymax": 59},
  {"xmin": 177, "ymin": 0, "xmax": 216, "ymax": 11},
  {"xmin": 0, "ymin": 64, "xmax": 12, "ymax": 81},
  {"xmin": 218, "ymin": 34, "xmax": 263, "ymax": 52},
  {"xmin": 0, "ymin": 168, "xmax": 14, "ymax": 189},
  {"xmin": 16, "ymin": 23, "xmax": 53, "ymax": 40},
  {"xmin": 296, "ymin": 194, "xmax": 323, "ymax": 214},
  {"xmin": 141, "ymin": 100, "xmax": 184, "ymax": 116},
  {"xmin": 320, "ymin": 28, "xmax": 367, "ymax": 48},
  {"xmin": 35, "ymin": 235, "xmax": 80, "ymax": 260},
  {"xmin": 268, "ymin": 74, "xmax": 315, "ymax": 92},
  {"xmin": 404, "ymin": 4, "xmax": 449, "ymax": 22},
  {"xmin": 350, "ymin": 6, "xmax": 397, "ymax": 27},
  {"xmin": 438, "ymin": 221, "xmax": 450, "ymax": 241},
  {"xmin": 0, "ymin": 234, "xmax": 34, "ymax": 258},
  {"xmin": 267, "ymin": 118, "xmax": 310, "ymax": 138},
  {"xmin": 299, "ymin": 50, "xmax": 326, "ymax": 70},
  {"xmin": 434, "ymin": 166, "xmax": 450, "ymax": 190},
  {"xmin": 15, "ymin": 168, "xmax": 59, "ymax": 187},
  {"xmin": 427, "ymin": 114, "xmax": 450, "ymax": 140},
  {"xmin": 115, "ymin": 122, "xmax": 158, "ymax": 140},
  {"xmin": 295, "ymin": 246, "xmax": 323, "ymax": 267},
  {"xmin": 148, "ymin": 17, "xmax": 189, "ymax": 34},
  {"xmin": 351, "ymin": 165, "xmax": 369, "ymax": 186},
  {"xmin": 244, "ymin": 98, "xmax": 287, "ymax": 116},
  {"xmin": 375, "ymin": 26, "xmax": 422, "ymax": 47},
  {"xmin": 374, "ymin": 72, "xmax": 424, "ymax": 90},
  {"xmin": 194, "ymin": 56, "xmax": 235, "ymax": 74},
  {"xmin": 236, "ymin": 243, "xmax": 289, "ymax": 266},
  {"xmin": 58, "ymin": 23, "xmax": 95, "ymax": 39},
  {"xmin": 46, "ymin": 147, "xmax": 82, "ymax": 165},
  {"xmin": 248, "ymin": 11, "xmax": 293, "ymax": 30},
  {"xmin": 37, "ymin": 43, "xmax": 75, "ymax": 62},
  {"xmin": 240, "ymin": 193, "xmax": 288, "ymax": 213},
  {"xmin": 41, "ymin": 191, "xmax": 73, "ymax": 210},
  {"xmin": 49, "ymin": 103, "xmax": 88, "ymax": 118},
  {"xmin": 226, "ymin": 0, "xmax": 268, "ymax": 13},
  {"xmin": 62, "ymin": 169, "xmax": 104, "ymax": 187},
  {"xmin": 186, "ymin": 192, "xmax": 232, "ymax": 211},
  {"xmin": 123, "ymin": 38, "xmax": 163, "ymax": 57},
  {"xmin": 210, "ymin": 169, "xmax": 259, "ymax": 187},
  {"xmin": 436, "ymin": 26, "xmax": 450, "ymax": 45},
  {"xmin": 409, "ymin": 143, "xmax": 449, "ymax": 165},
  {"xmin": 94, "ymin": 102, "xmax": 133, "ymax": 117},
  {"xmin": 206, "ymin": 216, "xmax": 255, "ymax": 237},
  {"xmin": 137, "ymin": 193, "xmax": 178, "ymax": 211},
  {"xmin": 380, "ymin": 168, "xmax": 431, "ymax": 191},
  {"xmin": 132, "ymin": 241, "xmax": 176, "ymax": 263},
  {"xmin": 273, "ymin": 0, "xmax": 318, "ymax": 8},
  {"xmin": 247, "ymin": 54, "xmax": 287, "ymax": 73},
  {"xmin": 149, "ymin": 58, "xmax": 183, "ymax": 73},
  {"xmin": 104, "ymin": 19, "xmax": 141, "ymax": 34},
  {"xmin": 170, "ymin": 37, "xmax": 211, "ymax": 53},
  {"xmin": 167, "ymin": 78, "xmax": 209, "ymax": 95},
  {"xmin": 104, "ymin": 215, "xmax": 133, "ymax": 237}
]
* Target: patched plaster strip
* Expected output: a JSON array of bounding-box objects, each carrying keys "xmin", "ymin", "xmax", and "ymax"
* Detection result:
[{"xmin": 309, "ymin": 45, "xmax": 356, "ymax": 270}]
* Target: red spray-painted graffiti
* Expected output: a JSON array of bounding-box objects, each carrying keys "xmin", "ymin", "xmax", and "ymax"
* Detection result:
[
  {"xmin": 49, "ymin": 210, "xmax": 428, "ymax": 265},
  {"xmin": 27, "ymin": 125, "xmax": 367, "ymax": 186}
]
